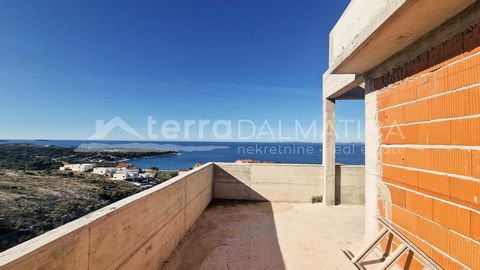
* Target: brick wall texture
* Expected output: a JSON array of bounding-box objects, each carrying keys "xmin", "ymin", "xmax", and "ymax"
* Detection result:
[{"xmin": 374, "ymin": 22, "xmax": 480, "ymax": 270}]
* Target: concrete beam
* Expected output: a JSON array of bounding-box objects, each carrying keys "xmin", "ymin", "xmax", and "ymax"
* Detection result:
[
  {"xmin": 330, "ymin": 0, "xmax": 475, "ymax": 74},
  {"xmin": 322, "ymin": 98, "xmax": 336, "ymax": 206},
  {"xmin": 329, "ymin": 0, "xmax": 405, "ymax": 68},
  {"xmin": 322, "ymin": 71, "xmax": 364, "ymax": 100},
  {"xmin": 335, "ymin": 86, "xmax": 365, "ymax": 100},
  {"xmin": 366, "ymin": 1, "xmax": 480, "ymax": 79}
]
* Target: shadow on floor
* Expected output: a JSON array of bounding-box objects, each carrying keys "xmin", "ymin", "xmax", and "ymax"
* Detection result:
[
  {"xmin": 163, "ymin": 200, "xmax": 286, "ymax": 270},
  {"xmin": 164, "ymin": 165, "xmax": 285, "ymax": 269}
]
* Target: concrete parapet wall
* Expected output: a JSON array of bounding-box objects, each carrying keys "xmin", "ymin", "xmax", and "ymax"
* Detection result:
[
  {"xmin": 335, "ymin": 165, "xmax": 366, "ymax": 205},
  {"xmin": 0, "ymin": 163, "xmax": 214, "ymax": 270},
  {"xmin": 0, "ymin": 162, "xmax": 365, "ymax": 269},
  {"xmin": 213, "ymin": 163, "xmax": 323, "ymax": 202},
  {"xmin": 214, "ymin": 163, "xmax": 365, "ymax": 204}
]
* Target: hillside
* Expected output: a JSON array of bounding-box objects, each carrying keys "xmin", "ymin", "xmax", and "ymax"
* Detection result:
[
  {"xmin": 0, "ymin": 144, "xmax": 179, "ymax": 252},
  {"xmin": 0, "ymin": 170, "xmax": 145, "ymax": 251}
]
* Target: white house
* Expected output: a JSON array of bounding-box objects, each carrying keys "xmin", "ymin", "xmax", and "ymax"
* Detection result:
[
  {"xmin": 79, "ymin": 164, "xmax": 95, "ymax": 172},
  {"xmin": 93, "ymin": 167, "xmax": 117, "ymax": 176},
  {"xmin": 60, "ymin": 164, "xmax": 95, "ymax": 172},
  {"xmin": 61, "ymin": 164, "xmax": 80, "ymax": 171},
  {"xmin": 112, "ymin": 170, "xmax": 139, "ymax": 181},
  {"xmin": 112, "ymin": 171, "xmax": 129, "ymax": 180},
  {"xmin": 125, "ymin": 170, "xmax": 139, "ymax": 180},
  {"xmin": 139, "ymin": 172, "xmax": 155, "ymax": 179}
]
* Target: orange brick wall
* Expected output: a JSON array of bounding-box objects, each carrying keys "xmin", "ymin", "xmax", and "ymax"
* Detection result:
[{"xmin": 374, "ymin": 23, "xmax": 480, "ymax": 270}]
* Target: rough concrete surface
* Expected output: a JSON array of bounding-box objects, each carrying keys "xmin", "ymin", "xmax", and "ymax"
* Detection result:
[
  {"xmin": 0, "ymin": 163, "xmax": 214, "ymax": 270},
  {"xmin": 322, "ymin": 98, "xmax": 336, "ymax": 206},
  {"xmin": 331, "ymin": 0, "xmax": 475, "ymax": 73},
  {"xmin": 213, "ymin": 163, "xmax": 365, "ymax": 205},
  {"xmin": 213, "ymin": 163, "xmax": 323, "ymax": 202},
  {"xmin": 163, "ymin": 202, "xmax": 364, "ymax": 270}
]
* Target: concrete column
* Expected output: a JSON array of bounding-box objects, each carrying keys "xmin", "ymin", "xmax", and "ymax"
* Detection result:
[
  {"xmin": 364, "ymin": 89, "xmax": 380, "ymax": 242},
  {"xmin": 322, "ymin": 98, "xmax": 336, "ymax": 206}
]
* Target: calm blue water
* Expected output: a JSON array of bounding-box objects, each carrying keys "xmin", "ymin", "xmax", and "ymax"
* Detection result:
[{"xmin": 1, "ymin": 140, "xmax": 364, "ymax": 170}]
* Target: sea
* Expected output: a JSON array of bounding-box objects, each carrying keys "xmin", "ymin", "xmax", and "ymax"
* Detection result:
[{"xmin": 0, "ymin": 140, "xmax": 365, "ymax": 170}]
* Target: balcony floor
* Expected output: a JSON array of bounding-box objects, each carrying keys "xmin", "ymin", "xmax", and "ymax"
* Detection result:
[{"xmin": 163, "ymin": 201, "xmax": 364, "ymax": 270}]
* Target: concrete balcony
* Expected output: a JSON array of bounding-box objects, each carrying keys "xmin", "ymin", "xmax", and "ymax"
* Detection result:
[{"xmin": 0, "ymin": 163, "xmax": 365, "ymax": 270}]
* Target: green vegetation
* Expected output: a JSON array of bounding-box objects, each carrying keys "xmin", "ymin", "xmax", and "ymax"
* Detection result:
[
  {"xmin": 0, "ymin": 144, "xmax": 69, "ymax": 170},
  {"xmin": 155, "ymin": 170, "xmax": 179, "ymax": 182},
  {"xmin": 0, "ymin": 143, "xmax": 177, "ymax": 171},
  {"xmin": 0, "ymin": 144, "xmax": 180, "ymax": 252},
  {"xmin": 0, "ymin": 170, "xmax": 142, "ymax": 251}
]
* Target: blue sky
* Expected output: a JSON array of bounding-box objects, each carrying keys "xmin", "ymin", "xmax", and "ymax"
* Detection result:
[{"xmin": 0, "ymin": 0, "xmax": 364, "ymax": 142}]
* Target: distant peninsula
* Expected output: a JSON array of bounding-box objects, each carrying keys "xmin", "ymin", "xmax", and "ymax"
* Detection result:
[{"xmin": 0, "ymin": 143, "xmax": 177, "ymax": 170}]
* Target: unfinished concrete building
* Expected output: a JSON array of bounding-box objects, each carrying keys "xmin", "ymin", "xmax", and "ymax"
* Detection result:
[
  {"xmin": 323, "ymin": 0, "xmax": 480, "ymax": 269},
  {"xmin": 1, "ymin": 0, "xmax": 479, "ymax": 269}
]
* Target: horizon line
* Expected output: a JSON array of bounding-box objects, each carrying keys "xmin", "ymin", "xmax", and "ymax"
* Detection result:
[{"xmin": 0, "ymin": 138, "xmax": 365, "ymax": 144}]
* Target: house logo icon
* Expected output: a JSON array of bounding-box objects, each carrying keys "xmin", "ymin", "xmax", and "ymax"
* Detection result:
[{"xmin": 88, "ymin": 116, "xmax": 145, "ymax": 140}]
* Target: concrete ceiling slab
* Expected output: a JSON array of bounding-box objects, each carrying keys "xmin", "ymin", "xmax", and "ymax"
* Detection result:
[{"xmin": 331, "ymin": 0, "xmax": 476, "ymax": 74}]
